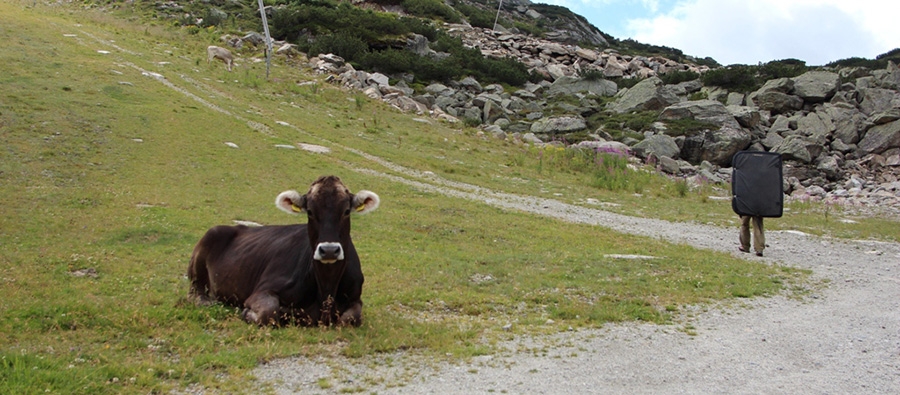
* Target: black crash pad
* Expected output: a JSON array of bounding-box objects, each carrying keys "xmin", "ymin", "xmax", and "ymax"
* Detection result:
[{"xmin": 731, "ymin": 151, "xmax": 783, "ymax": 218}]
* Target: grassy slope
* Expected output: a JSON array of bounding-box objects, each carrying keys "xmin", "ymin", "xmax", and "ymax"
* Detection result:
[{"xmin": 0, "ymin": 2, "xmax": 887, "ymax": 393}]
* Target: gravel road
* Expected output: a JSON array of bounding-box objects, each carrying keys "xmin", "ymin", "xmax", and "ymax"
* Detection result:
[{"xmin": 253, "ymin": 169, "xmax": 900, "ymax": 394}]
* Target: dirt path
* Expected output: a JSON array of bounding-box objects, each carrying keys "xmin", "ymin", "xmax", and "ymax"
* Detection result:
[{"xmin": 253, "ymin": 168, "xmax": 900, "ymax": 394}]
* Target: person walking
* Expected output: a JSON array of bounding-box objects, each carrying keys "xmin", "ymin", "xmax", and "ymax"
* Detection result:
[
  {"xmin": 731, "ymin": 150, "xmax": 783, "ymax": 259},
  {"xmin": 739, "ymin": 215, "xmax": 764, "ymax": 256}
]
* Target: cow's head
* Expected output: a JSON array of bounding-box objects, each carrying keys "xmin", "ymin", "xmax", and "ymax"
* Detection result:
[{"xmin": 275, "ymin": 176, "xmax": 379, "ymax": 264}]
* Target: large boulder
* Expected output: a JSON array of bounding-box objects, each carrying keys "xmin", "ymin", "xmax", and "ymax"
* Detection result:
[
  {"xmin": 774, "ymin": 135, "xmax": 823, "ymax": 163},
  {"xmin": 632, "ymin": 134, "xmax": 680, "ymax": 159},
  {"xmin": 659, "ymin": 100, "xmax": 749, "ymax": 166},
  {"xmin": 823, "ymin": 103, "xmax": 865, "ymax": 144},
  {"xmin": 791, "ymin": 71, "xmax": 840, "ymax": 102},
  {"xmin": 726, "ymin": 105, "xmax": 761, "ymax": 128},
  {"xmin": 748, "ymin": 77, "xmax": 794, "ymax": 105},
  {"xmin": 608, "ymin": 77, "xmax": 682, "ymax": 113},
  {"xmin": 659, "ymin": 100, "xmax": 742, "ymax": 130},
  {"xmin": 680, "ymin": 128, "xmax": 751, "ymax": 166},
  {"xmin": 859, "ymin": 88, "xmax": 900, "ymax": 116},
  {"xmin": 796, "ymin": 112, "xmax": 835, "ymax": 144},
  {"xmin": 530, "ymin": 116, "xmax": 588, "ymax": 135},
  {"xmin": 547, "ymin": 76, "xmax": 618, "ymax": 97},
  {"xmin": 753, "ymin": 91, "xmax": 804, "ymax": 114},
  {"xmin": 857, "ymin": 119, "xmax": 900, "ymax": 155}
]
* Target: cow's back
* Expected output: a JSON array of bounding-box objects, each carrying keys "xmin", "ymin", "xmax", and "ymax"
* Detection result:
[{"xmin": 190, "ymin": 224, "xmax": 314, "ymax": 306}]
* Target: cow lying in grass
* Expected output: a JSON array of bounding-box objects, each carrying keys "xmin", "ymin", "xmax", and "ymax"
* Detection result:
[
  {"xmin": 187, "ymin": 176, "xmax": 380, "ymax": 326},
  {"xmin": 206, "ymin": 45, "xmax": 234, "ymax": 71}
]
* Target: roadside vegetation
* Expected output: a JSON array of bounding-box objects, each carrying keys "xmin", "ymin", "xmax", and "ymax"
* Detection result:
[{"xmin": 0, "ymin": 1, "xmax": 895, "ymax": 394}]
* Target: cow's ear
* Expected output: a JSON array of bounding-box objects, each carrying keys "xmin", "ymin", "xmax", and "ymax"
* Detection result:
[
  {"xmin": 352, "ymin": 190, "xmax": 380, "ymax": 215},
  {"xmin": 275, "ymin": 190, "xmax": 305, "ymax": 215}
]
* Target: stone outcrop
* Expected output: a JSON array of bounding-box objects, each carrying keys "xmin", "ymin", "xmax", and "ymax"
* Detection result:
[{"xmin": 304, "ymin": 43, "xmax": 900, "ymax": 214}]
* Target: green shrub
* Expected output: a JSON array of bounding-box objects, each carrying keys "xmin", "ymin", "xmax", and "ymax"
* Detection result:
[
  {"xmin": 700, "ymin": 66, "xmax": 759, "ymax": 93},
  {"xmin": 513, "ymin": 20, "xmax": 545, "ymax": 38},
  {"xmin": 271, "ymin": 2, "xmax": 408, "ymax": 43},
  {"xmin": 662, "ymin": 118, "xmax": 719, "ymax": 137},
  {"xmin": 358, "ymin": 48, "xmax": 415, "ymax": 75},
  {"xmin": 308, "ymin": 32, "xmax": 369, "ymax": 62},
  {"xmin": 660, "ymin": 70, "xmax": 699, "ymax": 85},
  {"xmin": 581, "ymin": 69, "xmax": 605, "ymax": 81},
  {"xmin": 402, "ymin": 0, "xmax": 461, "ymax": 23},
  {"xmin": 456, "ymin": 3, "xmax": 498, "ymax": 29},
  {"xmin": 199, "ymin": 7, "xmax": 226, "ymax": 28},
  {"xmin": 757, "ymin": 59, "xmax": 808, "ymax": 80}
]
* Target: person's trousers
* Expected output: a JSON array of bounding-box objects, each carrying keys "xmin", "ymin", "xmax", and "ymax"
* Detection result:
[{"xmin": 740, "ymin": 215, "xmax": 765, "ymax": 253}]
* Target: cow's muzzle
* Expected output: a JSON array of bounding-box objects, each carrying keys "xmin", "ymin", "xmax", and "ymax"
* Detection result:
[{"xmin": 314, "ymin": 242, "xmax": 344, "ymax": 264}]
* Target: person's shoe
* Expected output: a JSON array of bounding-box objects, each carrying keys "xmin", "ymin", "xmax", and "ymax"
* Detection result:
[
  {"xmin": 755, "ymin": 251, "xmax": 763, "ymax": 257},
  {"xmin": 739, "ymin": 247, "xmax": 750, "ymax": 253}
]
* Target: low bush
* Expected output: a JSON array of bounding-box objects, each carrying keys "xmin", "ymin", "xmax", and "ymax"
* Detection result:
[
  {"xmin": 307, "ymin": 32, "xmax": 369, "ymax": 61},
  {"xmin": 757, "ymin": 59, "xmax": 808, "ymax": 80},
  {"xmin": 700, "ymin": 65, "xmax": 758, "ymax": 93},
  {"xmin": 402, "ymin": 0, "xmax": 461, "ymax": 23},
  {"xmin": 456, "ymin": 3, "xmax": 499, "ymax": 29},
  {"xmin": 660, "ymin": 70, "xmax": 699, "ymax": 85}
]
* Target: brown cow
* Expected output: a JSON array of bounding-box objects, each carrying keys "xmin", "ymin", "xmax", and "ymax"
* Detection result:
[
  {"xmin": 206, "ymin": 45, "xmax": 234, "ymax": 71},
  {"xmin": 187, "ymin": 176, "xmax": 380, "ymax": 326}
]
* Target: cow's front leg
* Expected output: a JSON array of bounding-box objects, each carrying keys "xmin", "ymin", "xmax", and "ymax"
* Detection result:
[
  {"xmin": 338, "ymin": 300, "xmax": 363, "ymax": 327},
  {"xmin": 242, "ymin": 290, "xmax": 284, "ymax": 326}
]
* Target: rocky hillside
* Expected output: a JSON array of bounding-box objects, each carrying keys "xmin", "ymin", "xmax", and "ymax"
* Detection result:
[{"xmin": 104, "ymin": 0, "xmax": 900, "ymax": 214}]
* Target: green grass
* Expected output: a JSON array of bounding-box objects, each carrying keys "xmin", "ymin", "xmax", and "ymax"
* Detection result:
[{"xmin": 0, "ymin": 1, "xmax": 893, "ymax": 393}]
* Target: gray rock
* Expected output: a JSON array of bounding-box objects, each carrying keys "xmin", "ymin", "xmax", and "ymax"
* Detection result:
[
  {"xmin": 608, "ymin": 77, "xmax": 682, "ymax": 113},
  {"xmin": 659, "ymin": 100, "xmax": 742, "ymax": 130},
  {"xmin": 727, "ymin": 105, "xmax": 761, "ymax": 128},
  {"xmin": 406, "ymin": 34, "xmax": 432, "ymax": 56},
  {"xmin": 858, "ymin": 119, "xmax": 900, "ymax": 155},
  {"xmin": 816, "ymin": 154, "xmax": 843, "ymax": 181},
  {"xmin": 632, "ymin": 134, "xmax": 680, "ymax": 159},
  {"xmin": 603, "ymin": 59, "xmax": 626, "ymax": 78},
  {"xmin": 458, "ymin": 77, "xmax": 483, "ymax": 93},
  {"xmin": 753, "ymin": 91, "xmax": 804, "ymax": 114},
  {"xmin": 522, "ymin": 132, "xmax": 543, "ymax": 144},
  {"xmin": 823, "ymin": 103, "xmax": 865, "ymax": 144},
  {"xmin": 530, "ymin": 116, "xmax": 588, "ymax": 135},
  {"xmin": 574, "ymin": 140, "xmax": 631, "ymax": 155},
  {"xmin": 797, "ymin": 112, "xmax": 834, "ymax": 144},
  {"xmin": 869, "ymin": 108, "xmax": 900, "ymax": 125},
  {"xmin": 674, "ymin": 80, "xmax": 703, "ymax": 94},
  {"xmin": 657, "ymin": 155, "xmax": 681, "ymax": 174},
  {"xmin": 859, "ymin": 88, "xmax": 900, "ymax": 116},
  {"xmin": 368, "ymin": 72, "xmax": 390, "ymax": 87},
  {"xmin": 725, "ymin": 92, "xmax": 745, "ymax": 106},
  {"xmin": 546, "ymin": 64, "xmax": 568, "ymax": 81},
  {"xmin": 241, "ymin": 32, "xmax": 266, "ymax": 46},
  {"xmin": 775, "ymin": 135, "xmax": 818, "ymax": 163},
  {"xmin": 425, "ymin": 83, "xmax": 452, "ymax": 96},
  {"xmin": 761, "ymin": 131, "xmax": 785, "ymax": 150},
  {"xmin": 791, "ymin": 71, "xmax": 840, "ymax": 102},
  {"xmin": 547, "ymin": 76, "xmax": 617, "ymax": 97},
  {"xmin": 680, "ymin": 128, "xmax": 751, "ymax": 167},
  {"xmin": 462, "ymin": 107, "xmax": 483, "ymax": 124}
]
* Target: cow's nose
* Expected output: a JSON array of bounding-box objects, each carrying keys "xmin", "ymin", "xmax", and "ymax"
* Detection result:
[{"xmin": 315, "ymin": 242, "xmax": 344, "ymax": 263}]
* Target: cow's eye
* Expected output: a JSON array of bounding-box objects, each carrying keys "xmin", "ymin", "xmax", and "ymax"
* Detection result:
[{"xmin": 343, "ymin": 208, "xmax": 351, "ymax": 216}]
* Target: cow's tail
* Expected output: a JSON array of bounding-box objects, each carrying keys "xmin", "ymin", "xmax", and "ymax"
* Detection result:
[{"xmin": 187, "ymin": 239, "xmax": 213, "ymax": 305}]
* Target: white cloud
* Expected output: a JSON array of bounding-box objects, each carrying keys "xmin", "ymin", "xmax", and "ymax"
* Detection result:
[{"xmin": 623, "ymin": 0, "xmax": 900, "ymax": 65}]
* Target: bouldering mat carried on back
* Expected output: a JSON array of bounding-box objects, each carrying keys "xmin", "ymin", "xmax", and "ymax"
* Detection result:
[{"xmin": 731, "ymin": 151, "xmax": 784, "ymax": 218}]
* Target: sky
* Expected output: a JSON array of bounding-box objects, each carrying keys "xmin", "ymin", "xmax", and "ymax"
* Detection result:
[{"xmin": 537, "ymin": 0, "xmax": 900, "ymax": 66}]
